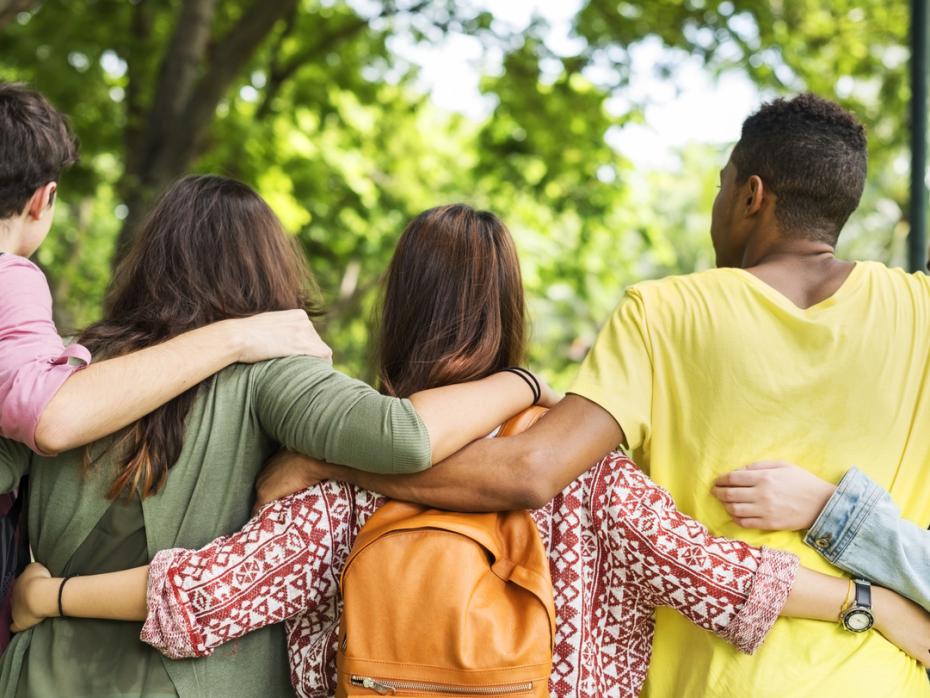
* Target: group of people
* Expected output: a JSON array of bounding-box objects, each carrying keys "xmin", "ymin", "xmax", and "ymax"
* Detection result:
[{"xmin": 0, "ymin": 82, "xmax": 928, "ymax": 697}]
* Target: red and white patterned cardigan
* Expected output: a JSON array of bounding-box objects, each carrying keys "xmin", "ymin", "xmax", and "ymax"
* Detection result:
[{"xmin": 141, "ymin": 453, "xmax": 798, "ymax": 698}]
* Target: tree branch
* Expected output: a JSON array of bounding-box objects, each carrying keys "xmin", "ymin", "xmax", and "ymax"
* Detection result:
[
  {"xmin": 255, "ymin": 3, "xmax": 299, "ymax": 118},
  {"xmin": 122, "ymin": 0, "xmax": 154, "ymax": 181},
  {"xmin": 114, "ymin": 0, "xmax": 296, "ymax": 260},
  {"xmin": 256, "ymin": 14, "xmax": 369, "ymax": 118},
  {"xmin": 158, "ymin": 0, "xmax": 297, "ymax": 175},
  {"xmin": 139, "ymin": 0, "xmax": 217, "ymax": 173},
  {"xmin": 255, "ymin": 0, "xmax": 432, "ymax": 119}
]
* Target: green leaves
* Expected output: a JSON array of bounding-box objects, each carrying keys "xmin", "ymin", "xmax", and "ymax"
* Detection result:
[{"xmin": 0, "ymin": 0, "xmax": 912, "ymax": 387}]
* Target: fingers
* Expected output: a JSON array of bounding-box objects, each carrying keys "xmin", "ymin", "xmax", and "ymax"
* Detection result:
[
  {"xmin": 719, "ymin": 501, "xmax": 761, "ymax": 518},
  {"xmin": 713, "ymin": 486, "xmax": 779, "ymax": 529},
  {"xmin": 712, "ymin": 485, "xmax": 757, "ymax": 504},
  {"xmin": 714, "ymin": 469, "xmax": 765, "ymax": 487},
  {"xmin": 745, "ymin": 460, "xmax": 791, "ymax": 471},
  {"xmin": 731, "ymin": 517, "xmax": 770, "ymax": 529}
]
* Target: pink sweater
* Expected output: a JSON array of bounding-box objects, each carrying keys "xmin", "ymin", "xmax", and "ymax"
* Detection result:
[
  {"xmin": 141, "ymin": 452, "xmax": 799, "ymax": 698},
  {"xmin": 0, "ymin": 254, "xmax": 90, "ymax": 454}
]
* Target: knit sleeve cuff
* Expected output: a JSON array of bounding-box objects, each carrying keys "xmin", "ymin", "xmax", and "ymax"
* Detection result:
[
  {"xmin": 720, "ymin": 547, "xmax": 799, "ymax": 654},
  {"xmin": 140, "ymin": 548, "xmax": 209, "ymax": 659}
]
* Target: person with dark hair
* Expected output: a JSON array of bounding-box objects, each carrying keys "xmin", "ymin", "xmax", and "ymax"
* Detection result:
[
  {"xmin": 252, "ymin": 94, "xmax": 930, "ymax": 697},
  {"xmin": 722, "ymin": 92, "xmax": 867, "ymax": 249},
  {"xmin": 11, "ymin": 202, "xmax": 930, "ymax": 698},
  {"xmin": 0, "ymin": 82, "xmax": 333, "ymax": 651},
  {"xmin": 0, "ymin": 178, "xmax": 555, "ymax": 697}
]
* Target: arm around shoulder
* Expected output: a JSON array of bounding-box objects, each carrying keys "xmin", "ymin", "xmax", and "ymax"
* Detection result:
[
  {"xmin": 35, "ymin": 310, "xmax": 330, "ymax": 454},
  {"xmin": 253, "ymin": 355, "xmax": 433, "ymax": 474},
  {"xmin": 311, "ymin": 395, "xmax": 624, "ymax": 512}
]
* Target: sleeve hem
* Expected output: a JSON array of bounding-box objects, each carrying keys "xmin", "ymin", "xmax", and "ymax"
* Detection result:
[
  {"xmin": 26, "ymin": 356, "xmax": 91, "ymax": 456},
  {"xmin": 719, "ymin": 547, "xmax": 799, "ymax": 654},
  {"xmin": 389, "ymin": 398, "xmax": 432, "ymax": 474},
  {"xmin": 140, "ymin": 549, "xmax": 209, "ymax": 659},
  {"xmin": 805, "ymin": 467, "xmax": 884, "ymax": 561}
]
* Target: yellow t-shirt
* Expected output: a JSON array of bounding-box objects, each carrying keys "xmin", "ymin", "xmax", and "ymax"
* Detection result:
[{"xmin": 570, "ymin": 261, "xmax": 930, "ymax": 698}]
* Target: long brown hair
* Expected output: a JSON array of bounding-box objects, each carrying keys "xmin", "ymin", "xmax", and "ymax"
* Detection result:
[
  {"xmin": 81, "ymin": 175, "xmax": 320, "ymax": 499},
  {"xmin": 377, "ymin": 204, "xmax": 526, "ymax": 398}
]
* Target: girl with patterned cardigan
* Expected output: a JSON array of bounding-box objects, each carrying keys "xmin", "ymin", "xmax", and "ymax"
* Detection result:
[{"xmin": 12, "ymin": 205, "xmax": 930, "ymax": 698}]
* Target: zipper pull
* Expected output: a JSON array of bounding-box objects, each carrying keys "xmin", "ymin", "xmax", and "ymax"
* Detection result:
[{"xmin": 361, "ymin": 677, "xmax": 396, "ymax": 695}]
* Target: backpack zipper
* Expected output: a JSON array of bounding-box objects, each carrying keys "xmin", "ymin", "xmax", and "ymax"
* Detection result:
[{"xmin": 350, "ymin": 675, "xmax": 533, "ymax": 695}]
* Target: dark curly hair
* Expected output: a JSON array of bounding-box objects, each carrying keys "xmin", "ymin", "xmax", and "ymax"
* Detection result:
[
  {"xmin": 0, "ymin": 83, "xmax": 78, "ymax": 218},
  {"xmin": 731, "ymin": 93, "xmax": 867, "ymax": 244}
]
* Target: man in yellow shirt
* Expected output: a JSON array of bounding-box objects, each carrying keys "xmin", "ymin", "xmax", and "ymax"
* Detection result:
[{"xmin": 265, "ymin": 94, "xmax": 930, "ymax": 696}]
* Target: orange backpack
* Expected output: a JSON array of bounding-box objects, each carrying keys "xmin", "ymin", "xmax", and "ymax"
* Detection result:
[{"xmin": 335, "ymin": 407, "xmax": 554, "ymax": 697}]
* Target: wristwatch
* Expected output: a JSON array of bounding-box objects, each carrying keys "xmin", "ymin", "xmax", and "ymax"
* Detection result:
[{"xmin": 840, "ymin": 579, "xmax": 875, "ymax": 632}]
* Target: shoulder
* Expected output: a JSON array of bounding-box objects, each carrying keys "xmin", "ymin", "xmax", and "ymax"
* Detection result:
[
  {"xmin": 627, "ymin": 268, "xmax": 739, "ymax": 304},
  {"xmin": 852, "ymin": 261, "xmax": 930, "ymax": 316},
  {"xmin": 0, "ymin": 254, "xmax": 42, "ymax": 274},
  {"xmin": 184, "ymin": 357, "xmax": 328, "ymax": 409},
  {"xmin": 0, "ymin": 255, "xmax": 52, "ymax": 304},
  {"xmin": 608, "ymin": 270, "xmax": 737, "ymax": 330},
  {"xmin": 250, "ymin": 355, "xmax": 342, "ymax": 379},
  {"xmin": 857, "ymin": 260, "xmax": 929, "ymax": 289},
  {"xmin": 0, "ymin": 254, "xmax": 48, "ymax": 286},
  {"xmin": 211, "ymin": 355, "xmax": 340, "ymax": 387}
]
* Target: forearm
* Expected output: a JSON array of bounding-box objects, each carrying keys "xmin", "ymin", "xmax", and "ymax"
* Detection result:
[
  {"xmin": 316, "ymin": 394, "xmax": 623, "ymax": 511},
  {"xmin": 409, "ymin": 372, "xmax": 535, "ymax": 462},
  {"xmin": 142, "ymin": 490, "xmax": 339, "ymax": 658},
  {"xmin": 319, "ymin": 438, "xmax": 537, "ymax": 511},
  {"xmin": 30, "ymin": 567, "xmax": 149, "ymax": 621},
  {"xmin": 806, "ymin": 467, "xmax": 930, "ymax": 610},
  {"xmin": 780, "ymin": 566, "xmax": 848, "ymax": 621},
  {"xmin": 36, "ymin": 321, "xmax": 242, "ymax": 453}
]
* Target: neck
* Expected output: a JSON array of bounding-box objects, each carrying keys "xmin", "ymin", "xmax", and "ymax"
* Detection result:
[
  {"xmin": 0, "ymin": 217, "xmax": 25, "ymax": 255},
  {"xmin": 740, "ymin": 235, "xmax": 838, "ymax": 270},
  {"xmin": 737, "ymin": 235, "xmax": 856, "ymax": 310}
]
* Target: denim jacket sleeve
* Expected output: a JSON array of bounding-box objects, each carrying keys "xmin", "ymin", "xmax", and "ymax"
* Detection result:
[{"xmin": 804, "ymin": 466, "xmax": 930, "ymax": 610}]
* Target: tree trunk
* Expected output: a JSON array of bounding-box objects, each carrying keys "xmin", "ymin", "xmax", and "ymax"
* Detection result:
[{"xmin": 112, "ymin": 0, "xmax": 298, "ymax": 264}]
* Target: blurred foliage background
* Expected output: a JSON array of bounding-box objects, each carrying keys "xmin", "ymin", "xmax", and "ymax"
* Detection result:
[{"xmin": 0, "ymin": 0, "xmax": 916, "ymax": 387}]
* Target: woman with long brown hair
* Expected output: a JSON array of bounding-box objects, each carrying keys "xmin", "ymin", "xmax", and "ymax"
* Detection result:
[
  {"xmin": 0, "ymin": 181, "xmax": 556, "ymax": 698},
  {"xmin": 14, "ymin": 201, "xmax": 930, "ymax": 697}
]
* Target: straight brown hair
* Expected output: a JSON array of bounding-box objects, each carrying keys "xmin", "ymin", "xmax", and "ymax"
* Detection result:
[
  {"xmin": 80, "ymin": 175, "xmax": 320, "ymax": 499},
  {"xmin": 377, "ymin": 204, "xmax": 527, "ymax": 398}
]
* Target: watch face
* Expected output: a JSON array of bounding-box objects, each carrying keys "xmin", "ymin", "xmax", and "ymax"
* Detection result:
[{"xmin": 843, "ymin": 608, "xmax": 874, "ymax": 632}]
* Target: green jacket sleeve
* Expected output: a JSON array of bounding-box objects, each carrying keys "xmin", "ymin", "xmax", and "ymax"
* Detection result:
[
  {"xmin": 252, "ymin": 356, "xmax": 432, "ymax": 474},
  {"xmin": 0, "ymin": 438, "xmax": 30, "ymax": 493}
]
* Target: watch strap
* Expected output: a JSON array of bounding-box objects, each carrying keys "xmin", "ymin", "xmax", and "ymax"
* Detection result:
[{"xmin": 853, "ymin": 578, "xmax": 872, "ymax": 610}]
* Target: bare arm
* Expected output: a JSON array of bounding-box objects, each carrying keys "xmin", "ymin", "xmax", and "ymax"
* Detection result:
[
  {"xmin": 35, "ymin": 310, "xmax": 330, "ymax": 454},
  {"xmin": 782, "ymin": 568, "xmax": 930, "ymax": 667},
  {"xmin": 12, "ymin": 562, "xmax": 148, "ymax": 629},
  {"xmin": 408, "ymin": 371, "xmax": 560, "ymax": 463},
  {"xmin": 12, "ymin": 486, "xmax": 347, "ymax": 660},
  {"xmin": 257, "ymin": 394, "xmax": 623, "ymax": 511}
]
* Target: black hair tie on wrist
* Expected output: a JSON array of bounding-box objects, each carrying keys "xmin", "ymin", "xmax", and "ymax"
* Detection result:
[
  {"xmin": 503, "ymin": 367, "xmax": 541, "ymax": 405},
  {"xmin": 58, "ymin": 576, "xmax": 73, "ymax": 618}
]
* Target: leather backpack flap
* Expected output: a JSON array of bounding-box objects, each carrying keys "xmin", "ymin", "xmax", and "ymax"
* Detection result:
[{"xmin": 336, "ymin": 518, "xmax": 553, "ymax": 696}]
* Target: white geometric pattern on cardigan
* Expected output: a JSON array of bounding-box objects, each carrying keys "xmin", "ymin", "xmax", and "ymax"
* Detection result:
[{"xmin": 142, "ymin": 453, "xmax": 798, "ymax": 698}]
